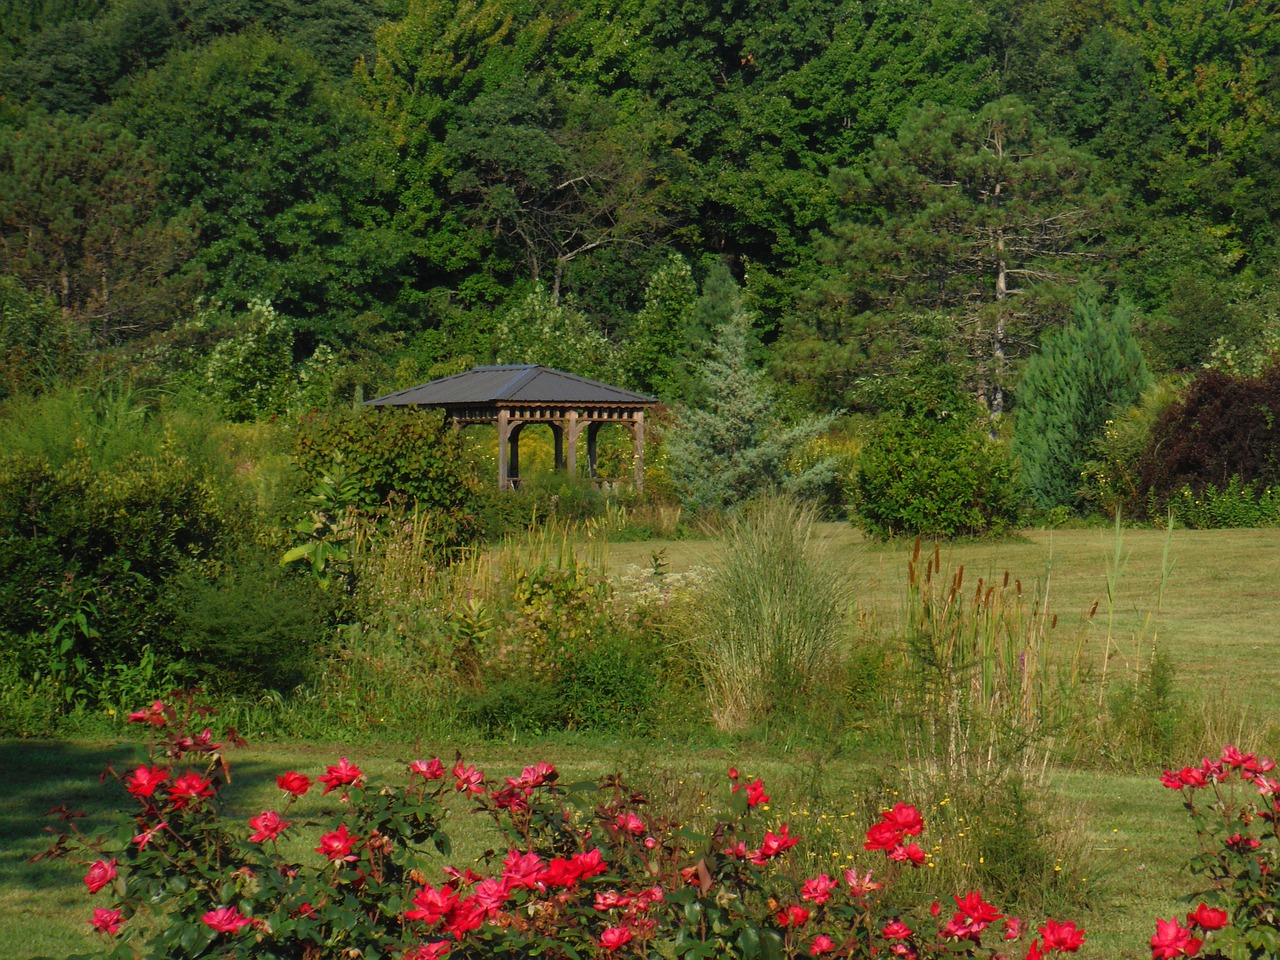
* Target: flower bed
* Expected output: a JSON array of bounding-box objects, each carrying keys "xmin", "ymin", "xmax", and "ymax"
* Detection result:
[{"xmin": 37, "ymin": 695, "xmax": 1279, "ymax": 959}]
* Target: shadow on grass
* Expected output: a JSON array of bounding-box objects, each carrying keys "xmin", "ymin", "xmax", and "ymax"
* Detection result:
[{"xmin": 1, "ymin": 739, "xmax": 294, "ymax": 894}]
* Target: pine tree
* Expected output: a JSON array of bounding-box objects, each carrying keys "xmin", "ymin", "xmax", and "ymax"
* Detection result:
[
  {"xmin": 665, "ymin": 312, "xmax": 834, "ymax": 512},
  {"xmin": 1013, "ymin": 298, "xmax": 1152, "ymax": 509}
]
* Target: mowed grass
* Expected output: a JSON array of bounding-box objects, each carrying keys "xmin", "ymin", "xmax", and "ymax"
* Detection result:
[
  {"xmin": 612, "ymin": 524, "xmax": 1280, "ymax": 723},
  {"xmin": 4, "ymin": 527, "xmax": 1277, "ymax": 959}
]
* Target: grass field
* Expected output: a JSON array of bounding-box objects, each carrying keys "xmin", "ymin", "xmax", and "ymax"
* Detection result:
[
  {"xmin": 612, "ymin": 524, "xmax": 1280, "ymax": 721},
  {"xmin": 4, "ymin": 526, "xmax": 1278, "ymax": 959}
]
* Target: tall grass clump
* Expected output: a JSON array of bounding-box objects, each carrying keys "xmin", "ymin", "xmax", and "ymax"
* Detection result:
[
  {"xmin": 897, "ymin": 540, "xmax": 1077, "ymax": 781},
  {"xmin": 690, "ymin": 496, "xmax": 851, "ymax": 732}
]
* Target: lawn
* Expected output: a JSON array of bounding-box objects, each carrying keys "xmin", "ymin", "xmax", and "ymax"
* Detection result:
[{"xmin": 4, "ymin": 526, "xmax": 1278, "ymax": 959}]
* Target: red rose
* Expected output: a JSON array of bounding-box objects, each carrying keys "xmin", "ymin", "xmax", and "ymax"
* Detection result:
[
  {"xmin": 1150, "ymin": 918, "xmax": 1203, "ymax": 959},
  {"xmin": 882, "ymin": 919, "xmax": 913, "ymax": 940},
  {"xmin": 315, "ymin": 824, "xmax": 359, "ymax": 861},
  {"xmin": 125, "ymin": 765, "xmax": 170, "ymax": 798},
  {"xmin": 90, "ymin": 908, "xmax": 124, "ymax": 935},
  {"xmin": 1186, "ymin": 903, "xmax": 1228, "ymax": 931},
  {"xmin": 202, "ymin": 906, "xmax": 252, "ymax": 934},
  {"xmin": 1038, "ymin": 918, "xmax": 1085, "ymax": 952},
  {"xmin": 248, "ymin": 810, "xmax": 290, "ymax": 843},
  {"xmin": 84, "ymin": 859, "xmax": 116, "ymax": 894},
  {"xmin": 776, "ymin": 905, "xmax": 811, "ymax": 927},
  {"xmin": 126, "ymin": 700, "xmax": 168, "ymax": 727},
  {"xmin": 600, "ymin": 926, "xmax": 633, "ymax": 951},
  {"xmin": 809, "ymin": 935, "xmax": 835, "ymax": 956},
  {"xmin": 276, "ymin": 771, "xmax": 312, "ymax": 796},
  {"xmin": 318, "ymin": 758, "xmax": 364, "ymax": 795},
  {"xmin": 168, "ymin": 772, "xmax": 215, "ymax": 809}
]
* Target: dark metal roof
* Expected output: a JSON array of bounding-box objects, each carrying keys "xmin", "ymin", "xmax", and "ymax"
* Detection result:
[{"xmin": 366, "ymin": 365, "xmax": 658, "ymax": 408}]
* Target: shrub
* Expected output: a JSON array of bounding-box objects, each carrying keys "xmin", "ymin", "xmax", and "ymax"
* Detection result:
[
  {"xmin": 161, "ymin": 545, "xmax": 336, "ymax": 694},
  {"xmin": 1161, "ymin": 477, "xmax": 1280, "ymax": 529},
  {"xmin": 850, "ymin": 414, "xmax": 1023, "ymax": 540},
  {"xmin": 1013, "ymin": 298, "xmax": 1151, "ymax": 511},
  {"xmin": 294, "ymin": 407, "xmax": 481, "ymax": 550},
  {"xmin": 1136, "ymin": 359, "xmax": 1280, "ymax": 516},
  {"xmin": 0, "ymin": 447, "xmax": 228, "ymax": 674},
  {"xmin": 1080, "ymin": 382, "xmax": 1178, "ymax": 519}
]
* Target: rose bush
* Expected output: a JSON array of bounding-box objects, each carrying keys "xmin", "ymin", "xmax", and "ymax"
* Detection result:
[
  {"xmin": 39, "ymin": 694, "xmax": 1090, "ymax": 959},
  {"xmin": 1154, "ymin": 745, "xmax": 1280, "ymax": 959}
]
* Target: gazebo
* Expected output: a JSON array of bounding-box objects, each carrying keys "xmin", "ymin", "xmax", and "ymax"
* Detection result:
[{"xmin": 365, "ymin": 365, "xmax": 659, "ymax": 491}]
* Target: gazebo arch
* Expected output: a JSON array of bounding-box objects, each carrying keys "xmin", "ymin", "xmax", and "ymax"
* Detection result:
[{"xmin": 365, "ymin": 365, "xmax": 658, "ymax": 492}]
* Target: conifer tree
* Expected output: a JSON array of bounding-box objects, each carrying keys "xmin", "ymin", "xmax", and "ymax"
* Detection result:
[
  {"xmin": 1013, "ymin": 297, "xmax": 1151, "ymax": 509},
  {"xmin": 665, "ymin": 311, "xmax": 834, "ymax": 513}
]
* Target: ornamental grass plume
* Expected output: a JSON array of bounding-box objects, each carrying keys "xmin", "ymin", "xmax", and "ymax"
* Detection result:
[{"xmin": 689, "ymin": 495, "xmax": 850, "ymax": 731}]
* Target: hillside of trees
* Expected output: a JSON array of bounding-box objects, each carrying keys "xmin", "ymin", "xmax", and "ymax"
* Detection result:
[{"xmin": 3, "ymin": 0, "xmax": 1279, "ymax": 525}]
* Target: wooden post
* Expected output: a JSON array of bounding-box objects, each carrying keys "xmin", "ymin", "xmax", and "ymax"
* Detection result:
[
  {"xmin": 496, "ymin": 408, "xmax": 510, "ymax": 490},
  {"xmin": 632, "ymin": 410, "xmax": 645, "ymax": 492},
  {"xmin": 566, "ymin": 409, "xmax": 580, "ymax": 477}
]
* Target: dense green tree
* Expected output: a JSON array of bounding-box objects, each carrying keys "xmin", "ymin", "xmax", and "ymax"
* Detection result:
[
  {"xmin": 1012, "ymin": 297, "xmax": 1151, "ymax": 510},
  {"xmin": 446, "ymin": 74, "xmax": 675, "ymax": 302},
  {"xmin": 0, "ymin": 114, "xmax": 199, "ymax": 344},
  {"xmin": 116, "ymin": 31, "xmax": 397, "ymax": 340},
  {"xmin": 0, "ymin": 275, "xmax": 83, "ymax": 399},
  {"xmin": 618, "ymin": 254, "xmax": 698, "ymax": 399},
  {"xmin": 491, "ymin": 285, "xmax": 612, "ymax": 380},
  {"xmin": 797, "ymin": 97, "xmax": 1112, "ymax": 417}
]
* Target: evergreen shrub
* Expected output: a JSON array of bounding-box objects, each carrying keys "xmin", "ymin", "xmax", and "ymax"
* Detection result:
[
  {"xmin": 850, "ymin": 415, "xmax": 1022, "ymax": 539},
  {"xmin": 1013, "ymin": 298, "xmax": 1151, "ymax": 510}
]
